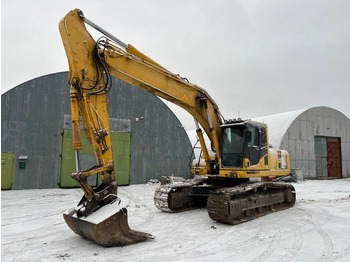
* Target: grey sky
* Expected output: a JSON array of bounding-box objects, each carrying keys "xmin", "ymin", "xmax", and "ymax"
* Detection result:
[{"xmin": 2, "ymin": 0, "xmax": 350, "ymax": 130}]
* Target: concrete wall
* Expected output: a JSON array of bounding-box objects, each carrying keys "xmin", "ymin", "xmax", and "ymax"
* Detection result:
[
  {"xmin": 280, "ymin": 107, "xmax": 350, "ymax": 178},
  {"xmin": 1, "ymin": 72, "xmax": 193, "ymax": 189}
]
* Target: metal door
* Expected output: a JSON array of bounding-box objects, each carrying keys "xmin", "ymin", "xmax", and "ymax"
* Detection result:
[
  {"xmin": 1, "ymin": 152, "xmax": 14, "ymax": 189},
  {"xmin": 60, "ymin": 129, "xmax": 95, "ymax": 187},
  {"xmin": 326, "ymin": 137, "xmax": 342, "ymax": 178},
  {"xmin": 97, "ymin": 132, "xmax": 131, "ymax": 185},
  {"xmin": 111, "ymin": 132, "xmax": 131, "ymax": 185}
]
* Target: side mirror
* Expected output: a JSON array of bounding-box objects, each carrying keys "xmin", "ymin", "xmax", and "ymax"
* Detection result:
[{"xmin": 245, "ymin": 131, "xmax": 252, "ymax": 142}]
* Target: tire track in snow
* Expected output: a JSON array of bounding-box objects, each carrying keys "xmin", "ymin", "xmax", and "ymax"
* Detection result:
[
  {"xmin": 251, "ymin": 221, "xmax": 282, "ymax": 262},
  {"xmin": 2, "ymin": 221, "xmax": 67, "ymax": 246},
  {"xmin": 295, "ymin": 203, "xmax": 334, "ymax": 261},
  {"xmin": 1, "ymin": 211, "xmax": 63, "ymax": 226},
  {"xmin": 118, "ymin": 187, "xmax": 155, "ymax": 229},
  {"xmin": 170, "ymin": 218, "xmax": 265, "ymax": 261},
  {"xmin": 302, "ymin": 202, "xmax": 334, "ymax": 260},
  {"xmin": 279, "ymin": 215, "xmax": 305, "ymax": 262},
  {"xmin": 134, "ymin": 203, "xmax": 155, "ymax": 228},
  {"xmin": 331, "ymin": 246, "xmax": 350, "ymax": 261},
  {"xmin": 252, "ymin": 202, "xmax": 332, "ymax": 262},
  {"xmin": 116, "ymin": 188, "xmax": 132, "ymax": 207},
  {"xmin": 316, "ymin": 228, "xmax": 334, "ymax": 261}
]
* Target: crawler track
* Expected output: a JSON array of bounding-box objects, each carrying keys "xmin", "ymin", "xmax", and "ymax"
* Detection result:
[
  {"xmin": 154, "ymin": 178, "xmax": 296, "ymax": 225},
  {"xmin": 154, "ymin": 186, "xmax": 173, "ymax": 212},
  {"xmin": 207, "ymin": 182, "xmax": 296, "ymax": 224},
  {"xmin": 154, "ymin": 178, "xmax": 208, "ymax": 212}
]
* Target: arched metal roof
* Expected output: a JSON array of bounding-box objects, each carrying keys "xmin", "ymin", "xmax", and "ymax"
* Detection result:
[
  {"xmin": 253, "ymin": 106, "xmax": 350, "ymax": 148},
  {"xmin": 252, "ymin": 108, "xmax": 307, "ymax": 148}
]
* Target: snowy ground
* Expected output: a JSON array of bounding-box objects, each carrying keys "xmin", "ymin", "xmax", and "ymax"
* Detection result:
[{"xmin": 2, "ymin": 179, "xmax": 350, "ymax": 262}]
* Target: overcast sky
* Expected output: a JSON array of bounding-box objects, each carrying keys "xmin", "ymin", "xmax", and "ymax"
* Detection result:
[{"xmin": 2, "ymin": 0, "xmax": 350, "ymax": 130}]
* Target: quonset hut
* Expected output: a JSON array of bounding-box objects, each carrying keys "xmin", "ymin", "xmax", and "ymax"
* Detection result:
[
  {"xmin": 1, "ymin": 72, "xmax": 193, "ymax": 190},
  {"xmin": 253, "ymin": 107, "xmax": 350, "ymax": 179}
]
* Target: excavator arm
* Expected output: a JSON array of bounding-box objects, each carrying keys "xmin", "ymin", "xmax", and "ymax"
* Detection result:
[
  {"xmin": 60, "ymin": 9, "xmax": 157, "ymax": 246},
  {"xmin": 60, "ymin": 9, "xmax": 115, "ymax": 198}
]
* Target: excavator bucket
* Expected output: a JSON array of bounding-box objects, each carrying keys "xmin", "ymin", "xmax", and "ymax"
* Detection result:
[{"xmin": 63, "ymin": 199, "xmax": 153, "ymax": 247}]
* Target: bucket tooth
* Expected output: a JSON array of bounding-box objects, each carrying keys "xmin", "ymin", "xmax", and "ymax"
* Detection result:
[{"xmin": 63, "ymin": 199, "xmax": 153, "ymax": 247}]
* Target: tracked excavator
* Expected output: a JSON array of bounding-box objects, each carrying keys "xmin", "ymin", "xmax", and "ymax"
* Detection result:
[{"xmin": 59, "ymin": 9, "xmax": 296, "ymax": 247}]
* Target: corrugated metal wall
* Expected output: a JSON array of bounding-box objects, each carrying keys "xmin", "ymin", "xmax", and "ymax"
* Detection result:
[
  {"xmin": 1, "ymin": 72, "xmax": 193, "ymax": 189},
  {"xmin": 280, "ymin": 107, "xmax": 350, "ymax": 178}
]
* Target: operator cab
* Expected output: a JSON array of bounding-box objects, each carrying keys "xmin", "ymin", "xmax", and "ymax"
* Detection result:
[{"xmin": 220, "ymin": 119, "xmax": 268, "ymax": 168}]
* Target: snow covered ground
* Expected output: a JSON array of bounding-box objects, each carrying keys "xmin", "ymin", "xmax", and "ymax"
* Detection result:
[{"xmin": 2, "ymin": 179, "xmax": 350, "ymax": 262}]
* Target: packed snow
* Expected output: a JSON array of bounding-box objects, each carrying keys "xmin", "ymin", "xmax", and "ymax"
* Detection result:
[{"xmin": 2, "ymin": 179, "xmax": 350, "ymax": 262}]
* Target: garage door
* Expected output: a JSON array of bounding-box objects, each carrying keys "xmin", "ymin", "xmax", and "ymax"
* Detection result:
[{"xmin": 60, "ymin": 130, "xmax": 130, "ymax": 187}]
